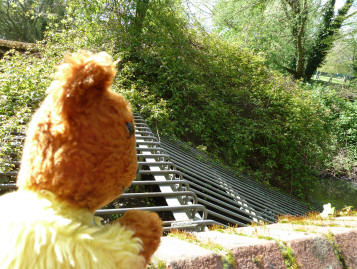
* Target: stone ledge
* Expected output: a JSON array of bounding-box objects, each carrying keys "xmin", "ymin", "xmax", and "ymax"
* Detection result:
[{"xmin": 151, "ymin": 217, "xmax": 357, "ymax": 269}]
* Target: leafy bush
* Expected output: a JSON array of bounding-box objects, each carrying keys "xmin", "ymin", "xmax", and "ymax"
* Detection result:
[
  {"xmin": 307, "ymin": 83, "xmax": 357, "ymax": 179},
  {"xmin": 0, "ymin": 0, "xmax": 335, "ymax": 199},
  {"xmin": 0, "ymin": 51, "xmax": 54, "ymax": 174},
  {"xmin": 112, "ymin": 19, "xmax": 333, "ymax": 198}
]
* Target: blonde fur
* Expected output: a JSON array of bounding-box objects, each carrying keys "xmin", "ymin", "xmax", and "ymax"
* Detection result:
[{"xmin": 0, "ymin": 190, "xmax": 146, "ymax": 269}]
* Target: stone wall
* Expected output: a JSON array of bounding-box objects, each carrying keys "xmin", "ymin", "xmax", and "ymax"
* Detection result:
[{"xmin": 151, "ymin": 216, "xmax": 357, "ymax": 268}]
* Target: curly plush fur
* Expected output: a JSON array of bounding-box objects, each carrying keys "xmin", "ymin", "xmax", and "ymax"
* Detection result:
[
  {"xmin": 0, "ymin": 190, "xmax": 145, "ymax": 269},
  {"xmin": 17, "ymin": 51, "xmax": 138, "ymax": 211},
  {"xmin": 0, "ymin": 51, "xmax": 162, "ymax": 268}
]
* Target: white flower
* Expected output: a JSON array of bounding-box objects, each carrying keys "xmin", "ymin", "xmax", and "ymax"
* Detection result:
[{"xmin": 320, "ymin": 203, "xmax": 335, "ymax": 218}]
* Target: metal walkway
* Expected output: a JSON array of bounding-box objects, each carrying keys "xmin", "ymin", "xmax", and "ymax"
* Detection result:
[{"xmin": 0, "ymin": 113, "xmax": 311, "ymax": 231}]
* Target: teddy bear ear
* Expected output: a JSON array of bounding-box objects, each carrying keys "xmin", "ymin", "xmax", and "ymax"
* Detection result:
[{"xmin": 49, "ymin": 51, "xmax": 117, "ymax": 114}]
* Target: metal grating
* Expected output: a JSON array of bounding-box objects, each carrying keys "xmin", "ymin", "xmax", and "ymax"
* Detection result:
[
  {"xmin": 159, "ymin": 137, "xmax": 311, "ymax": 226},
  {"xmin": 0, "ymin": 113, "xmax": 311, "ymax": 231}
]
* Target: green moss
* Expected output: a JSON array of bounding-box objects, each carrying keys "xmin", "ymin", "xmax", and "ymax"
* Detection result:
[
  {"xmin": 324, "ymin": 232, "xmax": 348, "ymax": 269},
  {"xmin": 147, "ymin": 260, "xmax": 166, "ymax": 269},
  {"xmin": 252, "ymin": 254, "xmax": 264, "ymax": 266},
  {"xmin": 169, "ymin": 231, "xmax": 236, "ymax": 268},
  {"xmin": 214, "ymin": 225, "xmax": 301, "ymax": 268},
  {"xmin": 293, "ymin": 227, "xmax": 308, "ymax": 233},
  {"xmin": 276, "ymin": 241, "xmax": 300, "ymax": 269},
  {"xmin": 257, "ymin": 235, "xmax": 275, "ymax": 241},
  {"xmin": 222, "ymin": 251, "xmax": 236, "ymax": 269}
]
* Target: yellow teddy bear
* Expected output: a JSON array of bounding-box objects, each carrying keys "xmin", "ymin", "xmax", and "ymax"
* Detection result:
[{"xmin": 0, "ymin": 51, "xmax": 162, "ymax": 269}]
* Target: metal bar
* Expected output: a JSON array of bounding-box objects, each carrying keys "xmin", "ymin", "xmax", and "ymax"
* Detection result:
[
  {"xmin": 166, "ymin": 138, "xmax": 309, "ymax": 213},
  {"xmin": 162, "ymin": 219, "xmax": 223, "ymax": 227},
  {"xmin": 167, "ymin": 155, "xmax": 288, "ymax": 217},
  {"xmin": 132, "ymin": 180, "xmax": 188, "ymax": 185},
  {"xmin": 184, "ymin": 174, "xmax": 275, "ymax": 222},
  {"xmin": 136, "ymin": 135, "xmax": 158, "ymax": 140},
  {"xmin": 137, "ymin": 136, "xmax": 198, "ymax": 222},
  {"xmin": 206, "ymin": 209, "xmax": 247, "ymax": 227},
  {"xmin": 0, "ymin": 183, "xmax": 17, "ymax": 190},
  {"xmin": 136, "ymin": 147, "xmax": 166, "ymax": 152},
  {"xmin": 95, "ymin": 204, "xmax": 207, "ymax": 217},
  {"xmin": 120, "ymin": 191, "xmax": 197, "ymax": 204},
  {"xmin": 138, "ymin": 170, "xmax": 183, "ymax": 176},
  {"xmin": 197, "ymin": 197, "xmax": 257, "ymax": 224},
  {"xmin": 186, "ymin": 141, "xmax": 306, "ymax": 209},
  {"xmin": 135, "ymin": 131, "xmax": 153, "ymax": 135},
  {"xmin": 194, "ymin": 187, "xmax": 271, "ymax": 223},
  {"xmin": 205, "ymin": 162, "xmax": 309, "ymax": 212},
  {"xmin": 135, "ymin": 127, "xmax": 151, "ymax": 130},
  {"xmin": 161, "ymin": 140, "xmax": 301, "ymax": 215},
  {"xmin": 133, "ymin": 122, "xmax": 150, "ymax": 127},
  {"xmin": 136, "ymin": 141, "xmax": 161, "ymax": 146},
  {"xmin": 137, "ymin": 154, "xmax": 170, "ymax": 158},
  {"xmin": 131, "ymin": 180, "xmax": 190, "ymax": 190},
  {"xmin": 137, "ymin": 162, "xmax": 173, "ymax": 166}
]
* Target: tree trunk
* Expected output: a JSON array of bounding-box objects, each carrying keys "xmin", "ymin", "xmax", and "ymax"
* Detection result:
[
  {"xmin": 130, "ymin": 0, "xmax": 150, "ymax": 56},
  {"xmin": 304, "ymin": 0, "xmax": 353, "ymax": 81},
  {"xmin": 282, "ymin": 0, "xmax": 308, "ymax": 80},
  {"xmin": 296, "ymin": 0, "xmax": 308, "ymax": 79}
]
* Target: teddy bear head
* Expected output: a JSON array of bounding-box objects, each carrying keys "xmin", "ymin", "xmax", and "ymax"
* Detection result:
[{"xmin": 16, "ymin": 51, "xmax": 138, "ymax": 212}]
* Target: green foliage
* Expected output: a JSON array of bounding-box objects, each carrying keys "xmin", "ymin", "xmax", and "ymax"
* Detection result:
[
  {"xmin": 213, "ymin": 0, "xmax": 354, "ymax": 81},
  {"xmin": 306, "ymin": 83, "xmax": 357, "ymax": 179},
  {"xmin": 0, "ymin": 0, "xmax": 339, "ymax": 200},
  {"xmin": 0, "ymin": 50, "xmax": 54, "ymax": 173},
  {"xmin": 110, "ymin": 4, "xmax": 332, "ymax": 197},
  {"xmin": 304, "ymin": 0, "xmax": 354, "ymax": 80},
  {"xmin": 0, "ymin": 0, "xmax": 66, "ymax": 42}
]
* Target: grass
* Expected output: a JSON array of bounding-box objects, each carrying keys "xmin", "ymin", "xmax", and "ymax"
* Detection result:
[{"xmin": 312, "ymin": 75, "xmax": 348, "ymax": 85}]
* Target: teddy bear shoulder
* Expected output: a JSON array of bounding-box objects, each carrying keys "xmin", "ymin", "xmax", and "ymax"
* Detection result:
[{"xmin": 0, "ymin": 190, "xmax": 145, "ymax": 269}]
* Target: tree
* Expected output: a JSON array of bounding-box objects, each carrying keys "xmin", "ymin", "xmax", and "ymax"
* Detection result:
[
  {"xmin": 213, "ymin": 0, "xmax": 354, "ymax": 81},
  {"xmin": 304, "ymin": 0, "xmax": 354, "ymax": 80},
  {"xmin": 319, "ymin": 36, "xmax": 357, "ymax": 78},
  {"xmin": 0, "ymin": 0, "xmax": 66, "ymax": 42}
]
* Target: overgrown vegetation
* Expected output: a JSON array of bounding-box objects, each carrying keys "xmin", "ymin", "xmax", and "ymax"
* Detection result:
[
  {"xmin": 306, "ymin": 82, "xmax": 357, "ymax": 180},
  {"xmin": 0, "ymin": 0, "xmax": 66, "ymax": 42},
  {"xmin": 213, "ymin": 0, "xmax": 354, "ymax": 81},
  {"xmin": 0, "ymin": 0, "xmax": 356, "ymax": 204}
]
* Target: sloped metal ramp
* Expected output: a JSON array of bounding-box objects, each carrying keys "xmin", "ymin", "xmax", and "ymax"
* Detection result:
[
  {"xmin": 0, "ymin": 113, "xmax": 310, "ymax": 231},
  {"xmin": 159, "ymin": 137, "xmax": 311, "ymax": 226}
]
